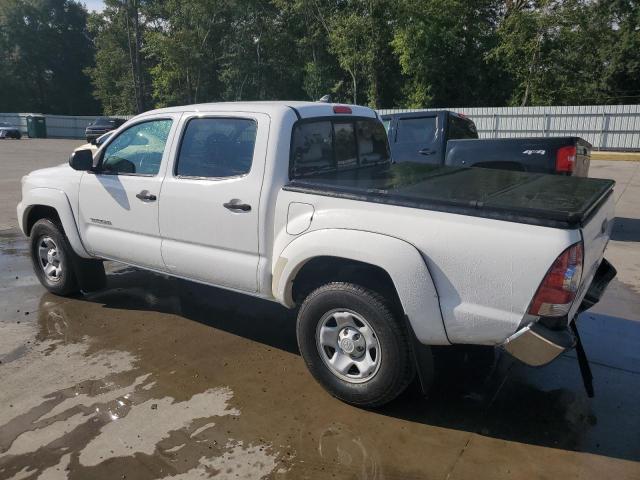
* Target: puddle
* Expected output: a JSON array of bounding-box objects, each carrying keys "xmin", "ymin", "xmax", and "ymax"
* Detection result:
[{"xmin": 0, "ymin": 265, "xmax": 288, "ymax": 479}]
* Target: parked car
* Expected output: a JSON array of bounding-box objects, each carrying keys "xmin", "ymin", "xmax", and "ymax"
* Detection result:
[
  {"xmin": 74, "ymin": 131, "xmax": 114, "ymax": 156},
  {"xmin": 381, "ymin": 111, "xmax": 591, "ymax": 176},
  {"xmin": 0, "ymin": 121, "xmax": 22, "ymax": 139},
  {"xmin": 85, "ymin": 117, "xmax": 126, "ymax": 143},
  {"xmin": 18, "ymin": 102, "xmax": 616, "ymax": 407}
]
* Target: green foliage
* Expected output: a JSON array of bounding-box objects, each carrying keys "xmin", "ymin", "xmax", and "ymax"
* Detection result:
[
  {"xmin": 85, "ymin": 7, "xmax": 137, "ymax": 115},
  {"xmin": 2, "ymin": 0, "xmax": 640, "ymax": 114},
  {"xmin": 0, "ymin": 0, "xmax": 98, "ymax": 114},
  {"xmin": 392, "ymin": 0, "xmax": 509, "ymax": 108}
]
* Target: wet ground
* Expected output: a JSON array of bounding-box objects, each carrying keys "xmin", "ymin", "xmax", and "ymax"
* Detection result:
[{"xmin": 1, "ymin": 140, "xmax": 639, "ymax": 479}]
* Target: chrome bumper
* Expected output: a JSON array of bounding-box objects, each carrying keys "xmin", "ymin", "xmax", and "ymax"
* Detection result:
[
  {"xmin": 503, "ymin": 323, "xmax": 575, "ymax": 366},
  {"xmin": 503, "ymin": 258, "xmax": 616, "ymax": 367}
]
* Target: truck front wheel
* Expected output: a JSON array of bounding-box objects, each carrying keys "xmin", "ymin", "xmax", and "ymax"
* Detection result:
[
  {"xmin": 31, "ymin": 219, "xmax": 80, "ymax": 296},
  {"xmin": 297, "ymin": 282, "xmax": 415, "ymax": 407}
]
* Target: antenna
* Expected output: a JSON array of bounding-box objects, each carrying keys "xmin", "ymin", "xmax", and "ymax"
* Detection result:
[{"xmin": 317, "ymin": 94, "xmax": 332, "ymax": 103}]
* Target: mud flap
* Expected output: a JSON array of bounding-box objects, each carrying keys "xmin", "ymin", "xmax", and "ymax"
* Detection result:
[
  {"xmin": 70, "ymin": 255, "xmax": 107, "ymax": 293},
  {"xmin": 403, "ymin": 315, "xmax": 435, "ymax": 396},
  {"xmin": 571, "ymin": 321, "xmax": 594, "ymax": 398}
]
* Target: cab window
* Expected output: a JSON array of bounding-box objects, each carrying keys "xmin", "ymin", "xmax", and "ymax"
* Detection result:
[
  {"xmin": 447, "ymin": 115, "xmax": 478, "ymax": 139},
  {"xmin": 101, "ymin": 119, "xmax": 172, "ymax": 175},
  {"xmin": 396, "ymin": 116, "xmax": 437, "ymax": 143},
  {"xmin": 176, "ymin": 118, "xmax": 257, "ymax": 178},
  {"xmin": 291, "ymin": 118, "xmax": 390, "ymax": 178}
]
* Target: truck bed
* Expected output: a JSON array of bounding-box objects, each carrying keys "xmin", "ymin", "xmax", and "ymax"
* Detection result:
[{"xmin": 284, "ymin": 163, "xmax": 614, "ymax": 229}]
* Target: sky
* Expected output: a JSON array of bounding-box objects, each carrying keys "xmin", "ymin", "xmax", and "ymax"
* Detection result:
[{"xmin": 83, "ymin": 0, "xmax": 105, "ymax": 12}]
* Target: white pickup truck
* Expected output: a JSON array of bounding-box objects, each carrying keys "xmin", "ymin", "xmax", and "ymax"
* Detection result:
[{"xmin": 17, "ymin": 101, "xmax": 616, "ymax": 407}]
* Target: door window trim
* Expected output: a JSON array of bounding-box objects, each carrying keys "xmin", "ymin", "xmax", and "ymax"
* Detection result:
[
  {"xmin": 94, "ymin": 117, "xmax": 174, "ymax": 178},
  {"xmin": 172, "ymin": 115, "xmax": 259, "ymax": 181}
]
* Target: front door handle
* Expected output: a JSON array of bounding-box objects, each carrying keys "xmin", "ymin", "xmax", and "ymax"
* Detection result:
[
  {"xmin": 223, "ymin": 199, "xmax": 251, "ymax": 212},
  {"xmin": 419, "ymin": 148, "xmax": 435, "ymax": 156},
  {"xmin": 136, "ymin": 190, "xmax": 157, "ymax": 201}
]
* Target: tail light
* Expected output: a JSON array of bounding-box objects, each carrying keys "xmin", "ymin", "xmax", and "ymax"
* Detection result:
[
  {"xmin": 556, "ymin": 145, "xmax": 576, "ymax": 173},
  {"xmin": 528, "ymin": 243, "xmax": 583, "ymax": 317}
]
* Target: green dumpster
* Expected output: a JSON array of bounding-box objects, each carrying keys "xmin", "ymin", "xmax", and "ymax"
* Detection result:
[{"xmin": 26, "ymin": 115, "xmax": 47, "ymax": 138}]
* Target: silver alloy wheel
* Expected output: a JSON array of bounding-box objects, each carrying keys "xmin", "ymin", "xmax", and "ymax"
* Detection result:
[
  {"xmin": 38, "ymin": 236, "xmax": 63, "ymax": 283},
  {"xmin": 316, "ymin": 309, "xmax": 382, "ymax": 383}
]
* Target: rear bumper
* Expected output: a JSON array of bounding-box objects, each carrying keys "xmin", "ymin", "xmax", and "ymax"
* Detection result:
[{"xmin": 503, "ymin": 259, "xmax": 616, "ymax": 366}]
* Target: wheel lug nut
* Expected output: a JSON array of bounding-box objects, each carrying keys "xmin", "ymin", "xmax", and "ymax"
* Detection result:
[
  {"xmin": 356, "ymin": 345, "xmax": 364, "ymax": 352},
  {"xmin": 353, "ymin": 333, "xmax": 360, "ymax": 340}
]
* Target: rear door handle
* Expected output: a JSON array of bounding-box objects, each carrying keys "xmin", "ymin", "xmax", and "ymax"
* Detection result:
[
  {"xmin": 419, "ymin": 148, "xmax": 435, "ymax": 156},
  {"xmin": 136, "ymin": 190, "xmax": 157, "ymax": 201},
  {"xmin": 223, "ymin": 199, "xmax": 251, "ymax": 212}
]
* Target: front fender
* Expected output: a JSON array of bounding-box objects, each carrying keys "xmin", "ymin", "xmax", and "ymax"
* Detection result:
[
  {"xmin": 18, "ymin": 188, "xmax": 91, "ymax": 258},
  {"xmin": 273, "ymin": 229, "xmax": 449, "ymax": 345}
]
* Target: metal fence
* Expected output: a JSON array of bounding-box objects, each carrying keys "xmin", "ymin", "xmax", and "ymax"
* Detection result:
[
  {"xmin": 378, "ymin": 104, "xmax": 640, "ymax": 151},
  {"xmin": 0, "ymin": 113, "xmax": 131, "ymax": 140},
  {"xmin": 3, "ymin": 104, "xmax": 640, "ymax": 150}
]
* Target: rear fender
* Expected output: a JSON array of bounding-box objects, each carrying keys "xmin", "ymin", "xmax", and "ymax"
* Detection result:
[
  {"xmin": 273, "ymin": 229, "xmax": 449, "ymax": 345},
  {"xmin": 20, "ymin": 188, "xmax": 91, "ymax": 258}
]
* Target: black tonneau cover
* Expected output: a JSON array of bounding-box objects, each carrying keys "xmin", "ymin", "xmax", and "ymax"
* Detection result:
[{"xmin": 283, "ymin": 163, "xmax": 615, "ymax": 229}]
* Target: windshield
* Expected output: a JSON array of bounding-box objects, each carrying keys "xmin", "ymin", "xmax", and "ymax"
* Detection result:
[{"xmin": 92, "ymin": 118, "xmax": 116, "ymax": 126}]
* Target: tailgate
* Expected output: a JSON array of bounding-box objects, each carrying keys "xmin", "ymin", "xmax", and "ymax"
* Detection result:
[{"xmin": 568, "ymin": 192, "xmax": 615, "ymax": 319}]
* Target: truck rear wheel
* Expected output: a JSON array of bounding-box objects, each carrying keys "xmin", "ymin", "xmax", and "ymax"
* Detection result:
[{"xmin": 297, "ymin": 282, "xmax": 415, "ymax": 407}]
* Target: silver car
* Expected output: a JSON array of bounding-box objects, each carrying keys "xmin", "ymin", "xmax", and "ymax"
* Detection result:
[{"xmin": 0, "ymin": 122, "xmax": 22, "ymax": 139}]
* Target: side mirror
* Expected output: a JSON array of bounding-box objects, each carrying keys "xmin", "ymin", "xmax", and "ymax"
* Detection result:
[
  {"xmin": 90, "ymin": 137, "xmax": 98, "ymax": 145},
  {"xmin": 69, "ymin": 149, "xmax": 94, "ymax": 171}
]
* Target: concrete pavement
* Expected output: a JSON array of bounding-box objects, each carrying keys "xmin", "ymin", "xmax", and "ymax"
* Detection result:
[{"xmin": 0, "ymin": 140, "xmax": 639, "ymax": 479}]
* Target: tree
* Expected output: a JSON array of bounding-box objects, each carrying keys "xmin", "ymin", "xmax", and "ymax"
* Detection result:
[
  {"xmin": 392, "ymin": 0, "xmax": 508, "ymax": 108},
  {"xmin": 596, "ymin": 0, "xmax": 640, "ymax": 104},
  {"xmin": 491, "ymin": 0, "xmax": 636, "ymax": 106},
  {"xmin": 144, "ymin": 0, "xmax": 231, "ymax": 106},
  {"xmin": 0, "ymin": 0, "xmax": 98, "ymax": 114}
]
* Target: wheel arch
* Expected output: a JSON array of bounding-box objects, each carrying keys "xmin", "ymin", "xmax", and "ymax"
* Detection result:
[
  {"xmin": 20, "ymin": 188, "xmax": 91, "ymax": 258},
  {"xmin": 273, "ymin": 229, "xmax": 449, "ymax": 345}
]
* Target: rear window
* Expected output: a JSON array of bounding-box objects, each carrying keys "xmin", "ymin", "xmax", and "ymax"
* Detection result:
[
  {"xmin": 448, "ymin": 115, "xmax": 478, "ymax": 139},
  {"xmin": 291, "ymin": 118, "xmax": 389, "ymax": 178}
]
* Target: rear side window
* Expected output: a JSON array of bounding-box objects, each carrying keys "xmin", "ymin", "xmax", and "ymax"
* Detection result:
[
  {"xmin": 291, "ymin": 118, "xmax": 390, "ymax": 178},
  {"xmin": 448, "ymin": 115, "xmax": 478, "ymax": 139},
  {"xmin": 176, "ymin": 117, "xmax": 257, "ymax": 178},
  {"xmin": 396, "ymin": 116, "xmax": 437, "ymax": 143}
]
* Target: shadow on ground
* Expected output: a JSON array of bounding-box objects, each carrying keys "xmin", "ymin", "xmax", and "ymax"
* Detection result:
[
  {"xmin": 611, "ymin": 217, "xmax": 640, "ymax": 242},
  {"xmin": 69, "ymin": 265, "xmax": 640, "ymax": 465}
]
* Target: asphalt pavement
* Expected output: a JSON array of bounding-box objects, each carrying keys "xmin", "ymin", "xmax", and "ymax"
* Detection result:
[{"xmin": 1, "ymin": 138, "xmax": 639, "ymax": 479}]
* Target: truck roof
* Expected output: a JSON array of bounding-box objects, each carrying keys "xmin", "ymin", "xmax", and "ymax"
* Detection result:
[{"xmin": 137, "ymin": 101, "xmax": 378, "ymax": 120}]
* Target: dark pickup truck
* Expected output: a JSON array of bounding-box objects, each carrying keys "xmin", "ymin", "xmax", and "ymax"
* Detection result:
[{"xmin": 381, "ymin": 111, "xmax": 591, "ymax": 176}]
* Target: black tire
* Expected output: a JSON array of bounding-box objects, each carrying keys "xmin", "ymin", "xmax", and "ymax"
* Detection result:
[
  {"xmin": 31, "ymin": 219, "xmax": 80, "ymax": 296},
  {"xmin": 297, "ymin": 282, "xmax": 415, "ymax": 408}
]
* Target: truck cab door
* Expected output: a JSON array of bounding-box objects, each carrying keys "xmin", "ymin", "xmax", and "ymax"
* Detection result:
[
  {"xmin": 391, "ymin": 114, "xmax": 441, "ymax": 164},
  {"xmin": 77, "ymin": 114, "xmax": 180, "ymax": 270},
  {"xmin": 158, "ymin": 112, "xmax": 269, "ymax": 293}
]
